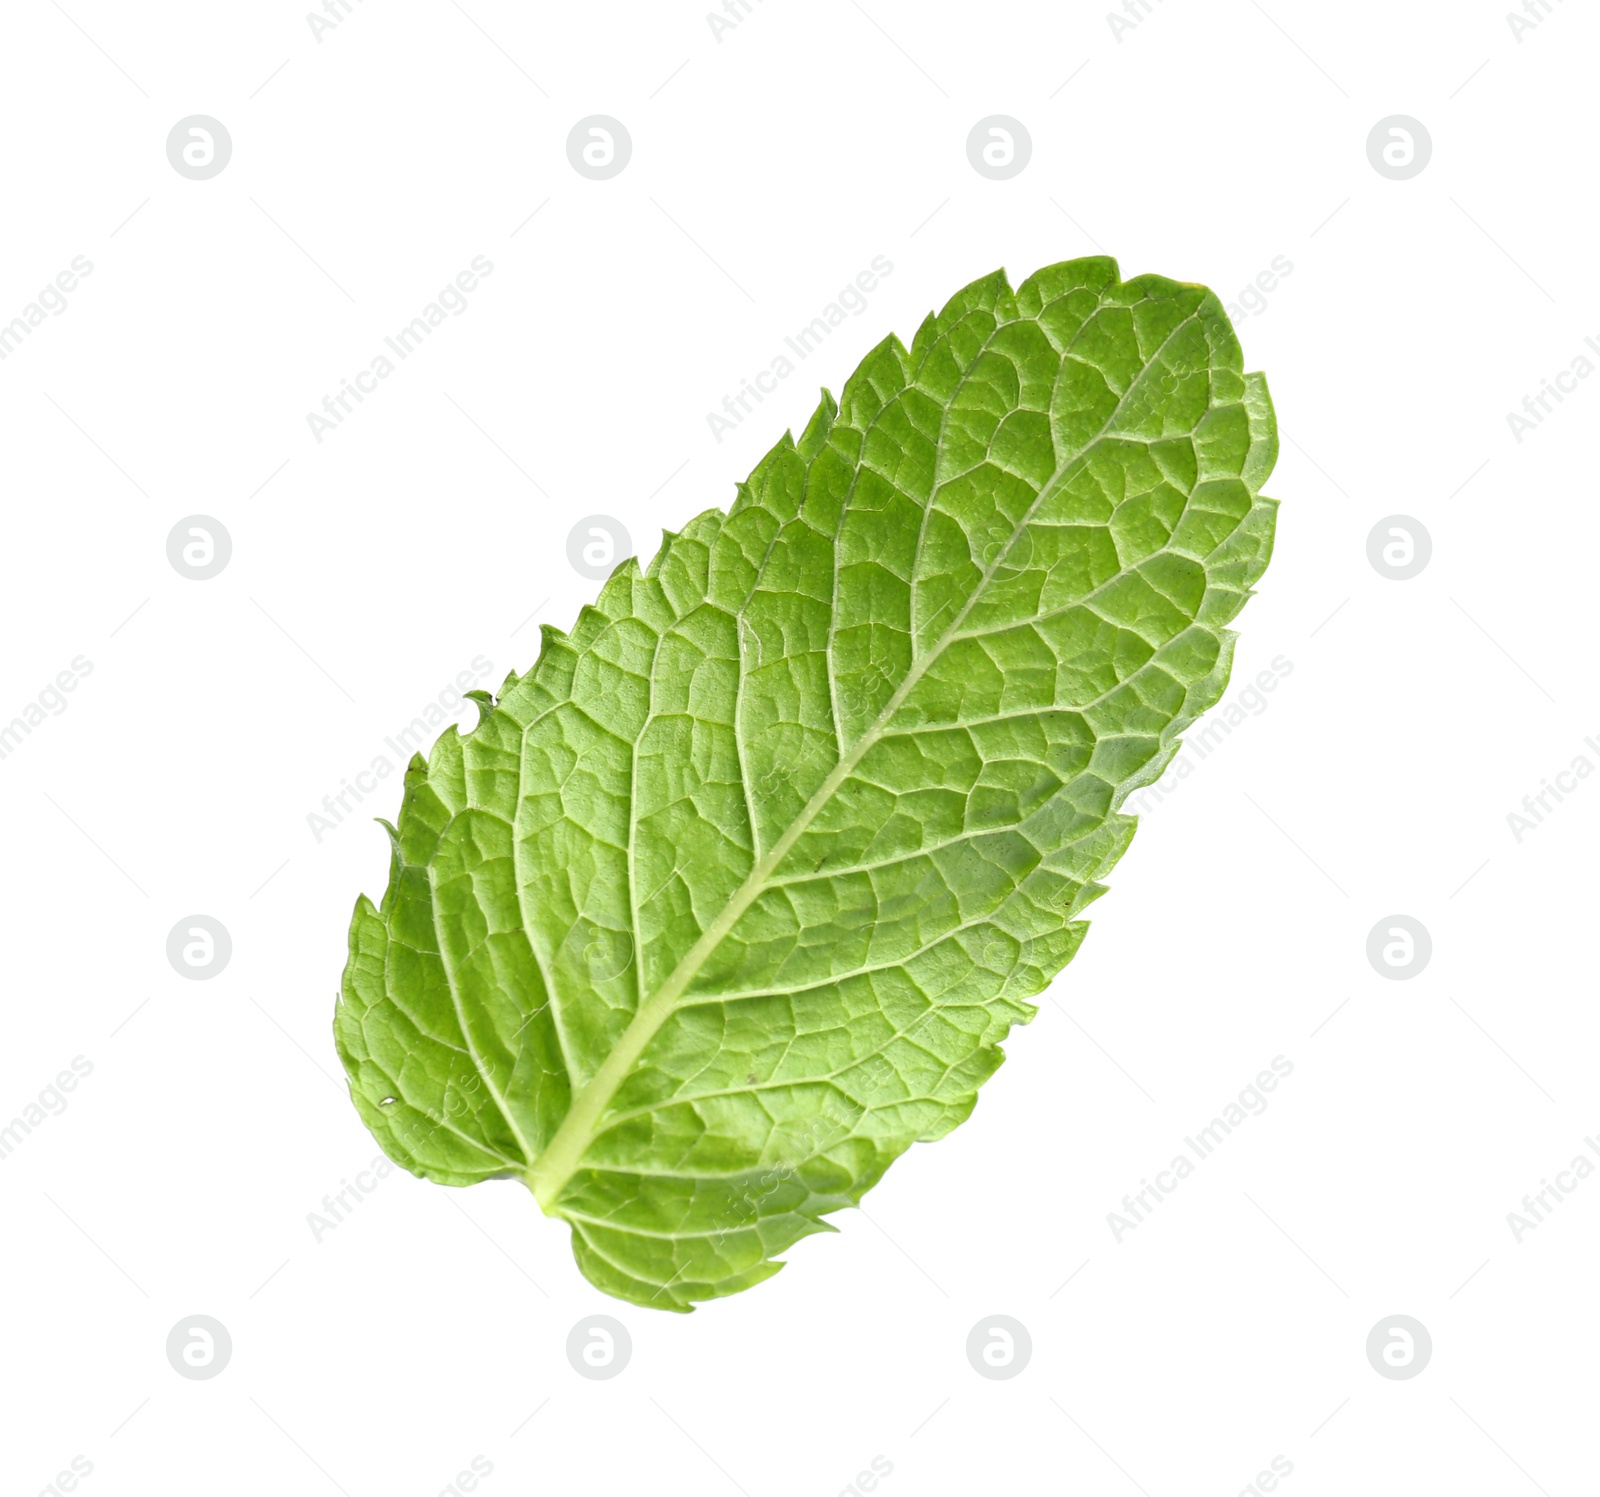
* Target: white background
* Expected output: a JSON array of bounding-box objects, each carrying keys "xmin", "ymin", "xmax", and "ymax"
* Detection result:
[{"xmin": 2, "ymin": 1, "xmax": 1596, "ymax": 1493}]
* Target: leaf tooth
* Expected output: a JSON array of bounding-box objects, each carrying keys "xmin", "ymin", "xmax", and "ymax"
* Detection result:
[
  {"xmin": 931, "ymin": 265, "xmax": 1014, "ymax": 327},
  {"xmin": 568, "ymin": 604, "xmax": 612, "ymax": 642},
  {"xmin": 835, "ymin": 332, "xmax": 913, "ymax": 426},
  {"xmin": 643, "ymin": 533, "xmax": 677, "ymax": 580},
  {"xmin": 533, "ymin": 620, "xmax": 569, "ymax": 663},
  {"xmin": 463, "ymin": 688, "xmax": 495, "ymax": 729},
  {"xmin": 1013, "ymin": 254, "xmax": 1120, "ymax": 317},
  {"xmin": 908, "ymin": 308, "xmax": 940, "ymax": 360},
  {"xmin": 737, "ymin": 428, "xmax": 799, "ymax": 503},
  {"xmin": 795, "ymin": 387, "xmax": 838, "ymax": 460}
]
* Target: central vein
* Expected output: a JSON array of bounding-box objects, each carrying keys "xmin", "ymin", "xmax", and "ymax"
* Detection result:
[{"xmin": 528, "ymin": 454, "xmax": 1075, "ymax": 1209}]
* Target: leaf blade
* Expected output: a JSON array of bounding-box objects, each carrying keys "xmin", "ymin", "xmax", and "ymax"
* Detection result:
[{"xmin": 335, "ymin": 257, "xmax": 1280, "ymax": 1308}]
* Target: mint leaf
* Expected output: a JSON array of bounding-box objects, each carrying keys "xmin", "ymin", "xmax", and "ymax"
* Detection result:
[{"xmin": 335, "ymin": 257, "xmax": 1279, "ymax": 1310}]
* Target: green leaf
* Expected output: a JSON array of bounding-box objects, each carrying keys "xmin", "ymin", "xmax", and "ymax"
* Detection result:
[{"xmin": 334, "ymin": 257, "xmax": 1279, "ymax": 1310}]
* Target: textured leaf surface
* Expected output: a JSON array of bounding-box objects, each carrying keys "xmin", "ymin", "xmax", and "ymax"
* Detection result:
[{"xmin": 334, "ymin": 257, "xmax": 1279, "ymax": 1309}]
